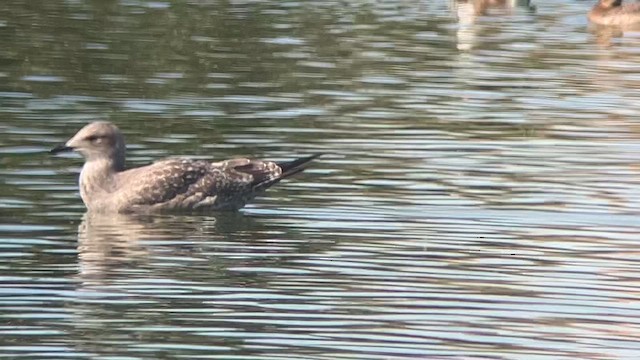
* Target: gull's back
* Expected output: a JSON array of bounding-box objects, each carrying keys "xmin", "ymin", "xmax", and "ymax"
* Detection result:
[
  {"xmin": 109, "ymin": 155, "xmax": 316, "ymax": 213},
  {"xmin": 589, "ymin": 1, "xmax": 640, "ymax": 26}
]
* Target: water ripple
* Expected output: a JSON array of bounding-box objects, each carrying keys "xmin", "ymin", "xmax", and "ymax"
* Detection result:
[{"xmin": 2, "ymin": 0, "xmax": 640, "ymax": 359}]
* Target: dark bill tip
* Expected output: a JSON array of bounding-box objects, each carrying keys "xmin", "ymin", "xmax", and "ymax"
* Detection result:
[{"xmin": 49, "ymin": 144, "xmax": 74, "ymax": 154}]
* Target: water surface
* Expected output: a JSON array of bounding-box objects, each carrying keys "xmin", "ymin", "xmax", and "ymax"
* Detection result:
[{"xmin": 2, "ymin": 0, "xmax": 640, "ymax": 359}]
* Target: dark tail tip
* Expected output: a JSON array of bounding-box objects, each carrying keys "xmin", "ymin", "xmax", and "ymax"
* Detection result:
[{"xmin": 278, "ymin": 153, "xmax": 323, "ymax": 178}]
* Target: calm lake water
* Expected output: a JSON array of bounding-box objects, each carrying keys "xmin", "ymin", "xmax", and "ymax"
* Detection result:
[{"xmin": 2, "ymin": 0, "xmax": 640, "ymax": 359}]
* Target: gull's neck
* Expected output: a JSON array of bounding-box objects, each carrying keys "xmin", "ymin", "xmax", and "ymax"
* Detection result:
[{"xmin": 79, "ymin": 157, "xmax": 122, "ymax": 211}]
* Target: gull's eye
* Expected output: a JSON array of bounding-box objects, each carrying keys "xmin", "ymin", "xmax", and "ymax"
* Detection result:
[{"xmin": 86, "ymin": 135, "xmax": 104, "ymax": 144}]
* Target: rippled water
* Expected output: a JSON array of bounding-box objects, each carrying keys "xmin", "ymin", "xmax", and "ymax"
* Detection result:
[{"xmin": 2, "ymin": 0, "xmax": 640, "ymax": 359}]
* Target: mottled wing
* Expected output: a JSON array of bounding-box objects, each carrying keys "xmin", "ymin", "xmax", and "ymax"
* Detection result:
[
  {"xmin": 115, "ymin": 155, "xmax": 319, "ymax": 212},
  {"xmin": 117, "ymin": 158, "xmax": 220, "ymax": 211},
  {"xmin": 209, "ymin": 155, "xmax": 320, "ymax": 209},
  {"xmin": 209, "ymin": 158, "xmax": 284, "ymax": 209},
  {"xmin": 219, "ymin": 158, "xmax": 283, "ymax": 189}
]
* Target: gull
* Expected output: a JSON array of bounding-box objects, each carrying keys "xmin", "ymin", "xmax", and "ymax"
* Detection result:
[
  {"xmin": 50, "ymin": 121, "xmax": 321, "ymax": 213},
  {"xmin": 589, "ymin": 0, "xmax": 640, "ymax": 27}
]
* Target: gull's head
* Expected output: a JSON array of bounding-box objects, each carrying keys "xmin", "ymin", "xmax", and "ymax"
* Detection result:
[
  {"xmin": 597, "ymin": 0, "xmax": 622, "ymax": 8},
  {"xmin": 50, "ymin": 121, "xmax": 126, "ymax": 164}
]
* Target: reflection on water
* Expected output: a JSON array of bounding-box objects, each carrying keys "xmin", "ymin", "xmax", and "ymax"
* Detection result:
[
  {"xmin": 452, "ymin": 0, "xmax": 536, "ymax": 51},
  {"xmin": 2, "ymin": 0, "xmax": 640, "ymax": 359},
  {"xmin": 78, "ymin": 213, "xmax": 215, "ymax": 280},
  {"xmin": 5, "ymin": 208, "xmax": 640, "ymax": 359}
]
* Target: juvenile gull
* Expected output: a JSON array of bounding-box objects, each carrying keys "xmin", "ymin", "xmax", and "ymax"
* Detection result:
[
  {"xmin": 589, "ymin": 0, "xmax": 640, "ymax": 26},
  {"xmin": 50, "ymin": 121, "xmax": 321, "ymax": 213}
]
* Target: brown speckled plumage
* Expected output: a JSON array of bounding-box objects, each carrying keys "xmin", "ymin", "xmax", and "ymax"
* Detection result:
[
  {"xmin": 50, "ymin": 122, "xmax": 320, "ymax": 213},
  {"xmin": 589, "ymin": 0, "xmax": 640, "ymax": 26}
]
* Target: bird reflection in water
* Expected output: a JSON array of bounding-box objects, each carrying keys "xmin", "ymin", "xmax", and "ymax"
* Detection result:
[
  {"xmin": 68, "ymin": 212, "xmax": 272, "ymax": 355},
  {"xmin": 451, "ymin": 0, "xmax": 535, "ymax": 51},
  {"xmin": 453, "ymin": 0, "xmax": 534, "ymax": 16},
  {"xmin": 76, "ymin": 211, "xmax": 252, "ymax": 283}
]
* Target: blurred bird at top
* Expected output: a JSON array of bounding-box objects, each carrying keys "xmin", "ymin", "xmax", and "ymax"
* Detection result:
[
  {"xmin": 452, "ymin": 0, "xmax": 534, "ymax": 16},
  {"xmin": 451, "ymin": 0, "xmax": 535, "ymax": 51},
  {"xmin": 588, "ymin": 0, "xmax": 640, "ymax": 27}
]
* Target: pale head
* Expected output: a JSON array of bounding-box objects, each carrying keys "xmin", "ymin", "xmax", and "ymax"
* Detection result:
[
  {"xmin": 598, "ymin": 0, "xmax": 623, "ymax": 8},
  {"xmin": 51, "ymin": 121, "xmax": 126, "ymax": 170}
]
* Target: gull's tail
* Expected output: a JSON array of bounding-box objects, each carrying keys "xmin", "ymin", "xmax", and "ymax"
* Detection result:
[
  {"xmin": 239, "ymin": 154, "xmax": 323, "ymax": 193},
  {"xmin": 277, "ymin": 154, "xmax": 323, "ymax": 179}
]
